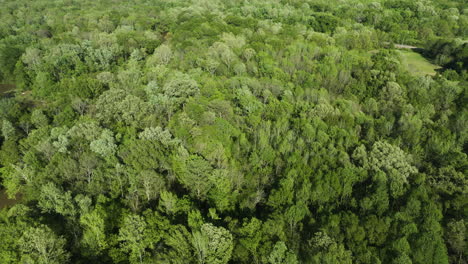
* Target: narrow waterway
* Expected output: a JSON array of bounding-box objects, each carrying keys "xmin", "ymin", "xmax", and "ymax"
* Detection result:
[
  {"xmin": 0, "ymin": 83, "xmax": 18, "ymax": 209},
  {"xmin": 0, "ymin": 84, "xmax": 16, "ymax": 97}
]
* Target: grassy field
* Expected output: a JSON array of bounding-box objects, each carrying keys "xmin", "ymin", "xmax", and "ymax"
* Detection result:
[{"xmin": 398, "ymin": 50, "xmax": 441, "ymax": 77}]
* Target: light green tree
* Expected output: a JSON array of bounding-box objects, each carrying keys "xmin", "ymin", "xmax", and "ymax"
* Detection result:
[
  {"xmin": 149, "ymin": 44, "xmax": 172, "ymax": 65},
  {"xmin": 118, "ymin": 214, "xmax": 148, "ymax": 264},
  {"xmin": 368, "ymin": 141, "xmax": 417, "ymax": 197},
  {"xmin": 309, "ymin": 231, "xmax": 353, "ymax": 264},
  {"xmin": 2, "ymin": 119, "xmax": 15, "ymax": 140},
  {"xmin": 90, "ymin": 129, "xmax": 117, "ymax": 157},
  {"xmin": 173, "ymin": 155, "xmax": 213, "ymax": 200},
  {"xmin": 192, "ymin": 223, "xmax": 234, "ymax": 264},
  {"xmin": 30, "ymin": 109, "xmax": 48, "ymax": 128},
  {"xmin": 446, "ymin": 219, "xmax": 466, "ymax": 262},
  {"xmin": 38, "ymin": 182, "xmax": 76, "ymax": 217},
  {"xmin": 268, "ymin": 241, "xmax": 298, "ymax": 264},
  {"xmin": 19, "ymin": 225, "xmax": 70, "ymax": 264},
  {"xmin": 80, "ymin": 209, "xmax": 108, "ymax": 255}
]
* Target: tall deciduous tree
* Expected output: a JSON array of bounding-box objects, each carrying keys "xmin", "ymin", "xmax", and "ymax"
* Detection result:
[
  {"xmin": 118, "ymin": 214, "xmax": 148, "ymax": 264},
  {"xmin": 368, "ymin": 141, "xmax": 417, "ymax": 197},
  {"xmin": 19, "ymin": 225, "xmax": 70, "ymax": 264}
]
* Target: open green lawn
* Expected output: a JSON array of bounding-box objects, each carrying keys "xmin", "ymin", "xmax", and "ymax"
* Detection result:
[{"xmin": 398, "ymin": 50, "xmax": 441, "ymax": 76}]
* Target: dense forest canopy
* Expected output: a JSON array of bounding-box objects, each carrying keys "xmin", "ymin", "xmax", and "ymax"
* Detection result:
[{"xmin": 0, "ymin": 0, "xmax": 467, "ymax": 263}]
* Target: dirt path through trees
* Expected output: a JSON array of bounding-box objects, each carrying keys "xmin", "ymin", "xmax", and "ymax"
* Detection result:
[{"xmin": 394, "ymin": 44, "xmax": 419, "ymax": 49}]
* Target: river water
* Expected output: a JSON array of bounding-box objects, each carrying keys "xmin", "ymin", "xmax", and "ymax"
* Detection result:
[
  {"xmin": 0, "ymin": 83, "xmax": 18, "ymax": 208},
  {"xmin": 0, "ymin": 84, "xmax": 15, "ymax": 96}
]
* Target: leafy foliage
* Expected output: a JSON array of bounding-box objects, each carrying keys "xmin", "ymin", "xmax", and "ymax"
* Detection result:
[{"xmin": 0, "ymin": 0, "xmax": 466, "ymax": 263}]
